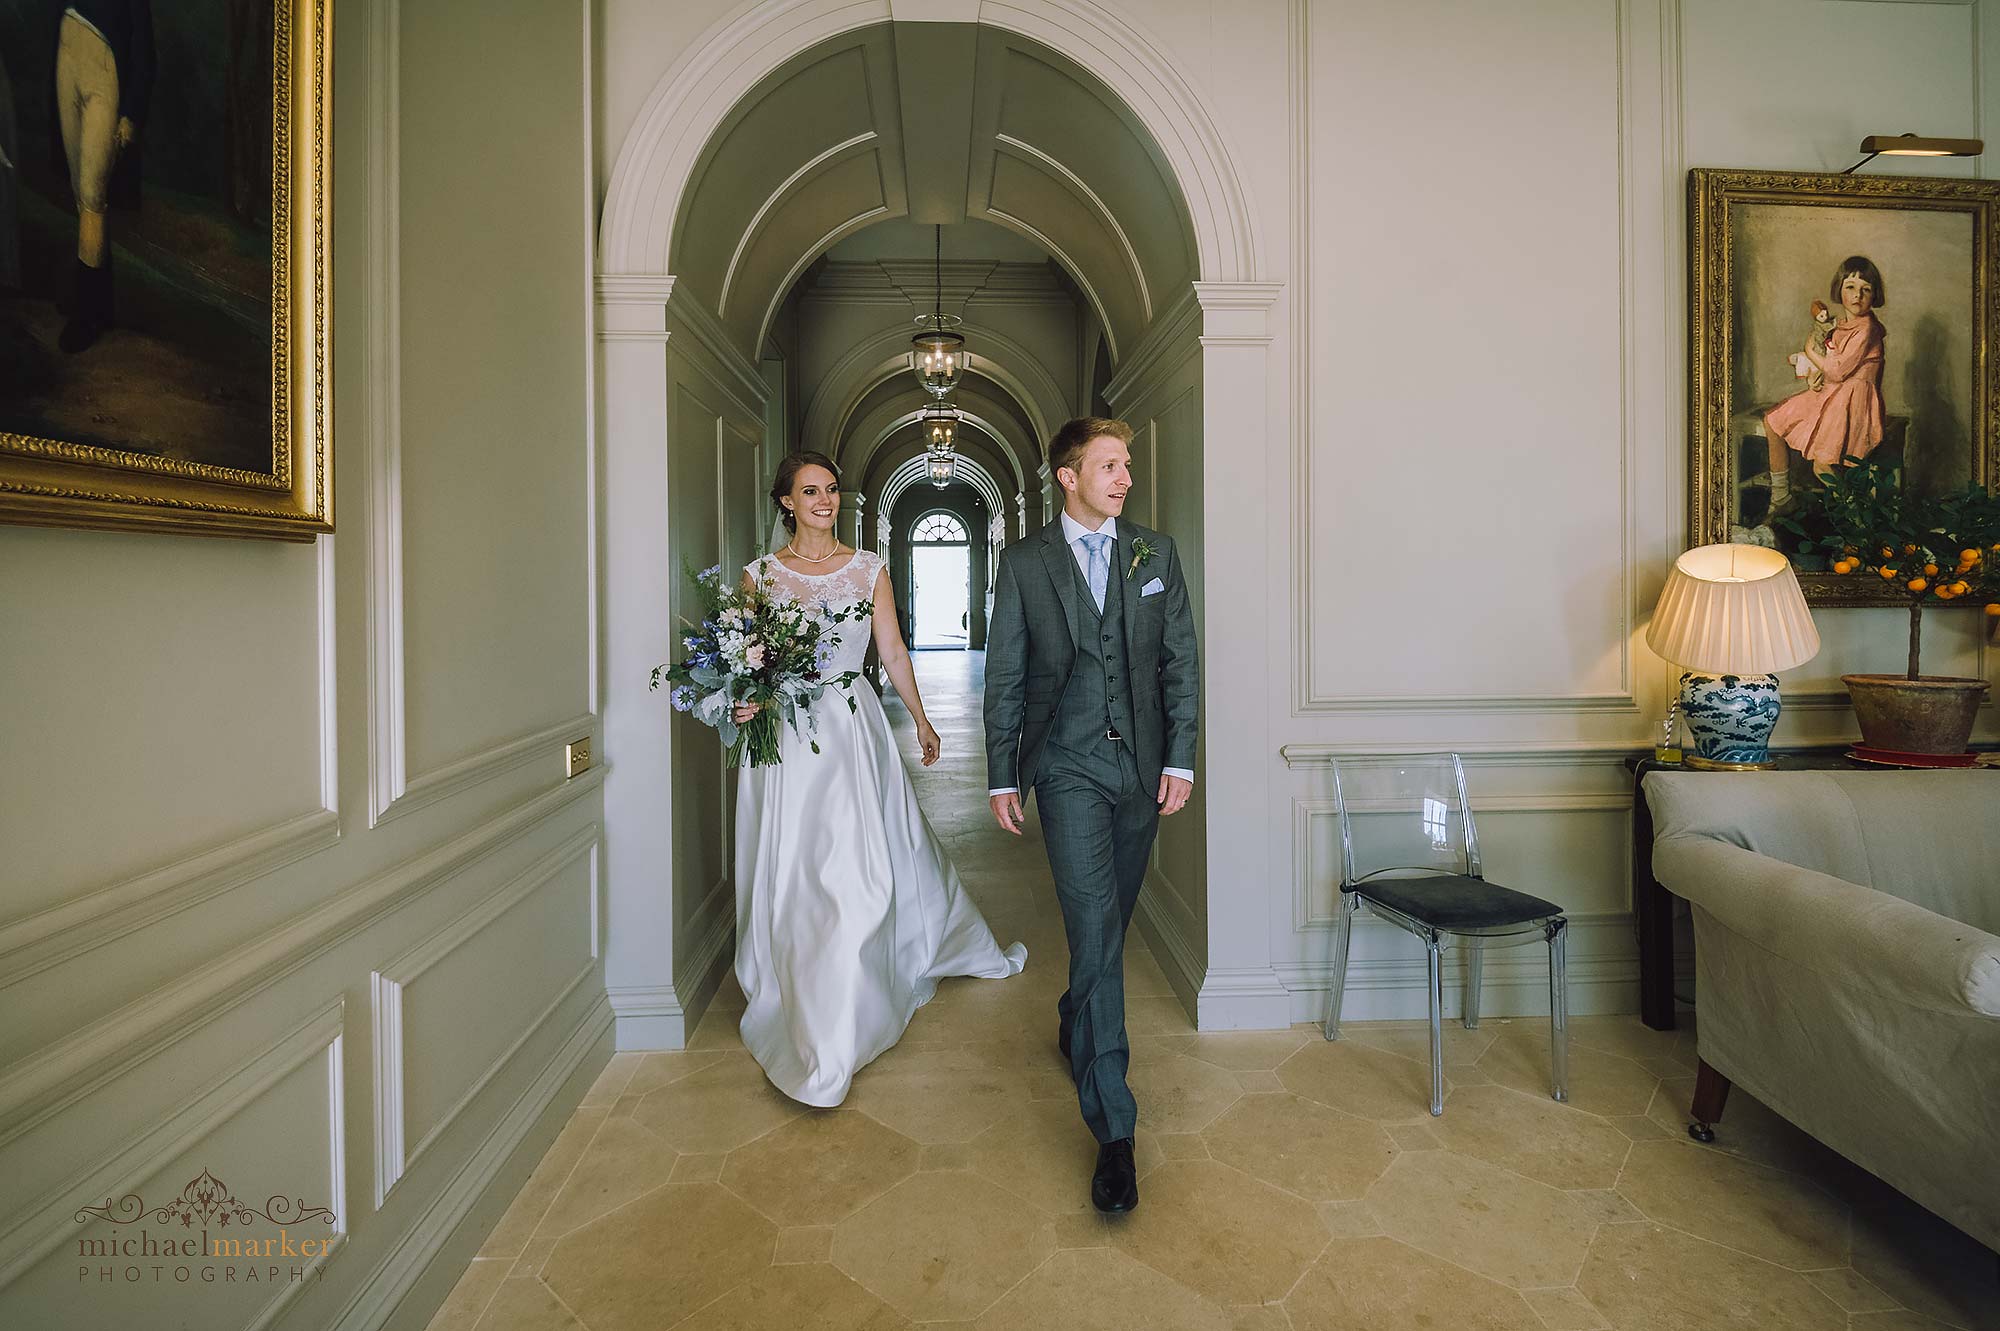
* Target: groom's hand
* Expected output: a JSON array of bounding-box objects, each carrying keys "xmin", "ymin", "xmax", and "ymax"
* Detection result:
[
  {"xmin": 1157, "ymin": 775, "xmax": 1193, "ymax": 816},
  {"xmin": 990, "ymin": 792, "xmax": 1024, "ymax": 836}
]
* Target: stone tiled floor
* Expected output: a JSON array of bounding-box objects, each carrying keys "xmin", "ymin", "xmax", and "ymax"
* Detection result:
[{"xmin": 424, "ymin": 654, "xmax": 1999, "ymax": 1331}]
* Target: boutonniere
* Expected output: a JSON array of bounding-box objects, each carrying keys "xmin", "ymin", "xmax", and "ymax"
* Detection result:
[{"xmin": 1126, "ymin": 537, "xmax": 1157, "ymax": 580}]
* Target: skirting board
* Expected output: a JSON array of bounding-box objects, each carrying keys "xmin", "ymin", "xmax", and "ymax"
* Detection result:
[
  {"xmin": 332, "ymin": 994, "xmax": 613, "ymax": 1331},
  {"xmin": 607, "ymin": 897, "xmax": 734, "ymax": 1052}
]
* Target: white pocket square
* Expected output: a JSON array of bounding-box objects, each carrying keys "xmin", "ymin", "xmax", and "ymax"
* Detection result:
[{"xmin": 1140, "ymin": 577, "xmax": 1165, "ymax": 597}]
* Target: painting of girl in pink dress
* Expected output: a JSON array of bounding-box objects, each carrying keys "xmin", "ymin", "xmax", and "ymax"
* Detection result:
[{"xmin": 1758, "ymin": 256, "xmax": 1886, "ymax": 513}]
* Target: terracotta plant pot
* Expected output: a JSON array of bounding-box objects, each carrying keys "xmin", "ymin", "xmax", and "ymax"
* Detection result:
[{"xmin": 1841, "ymin": 674, "xmax": 1989, "ymax": 755}]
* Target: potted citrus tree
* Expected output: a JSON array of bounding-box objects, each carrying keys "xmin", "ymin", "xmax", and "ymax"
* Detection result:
[{"xmin": 1779, "ymin": 456, "xmax": 2000, "ymax": 755}]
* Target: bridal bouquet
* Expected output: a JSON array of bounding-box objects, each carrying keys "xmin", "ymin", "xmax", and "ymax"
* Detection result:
[{"xmin": 649, "ymin": 562, "xmax": 866, "ymax": 767}]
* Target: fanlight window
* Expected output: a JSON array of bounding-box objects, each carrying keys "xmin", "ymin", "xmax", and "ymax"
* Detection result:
[{"xmin": 913, "ymin": 513, "xmax": 968, "ymax": 544}]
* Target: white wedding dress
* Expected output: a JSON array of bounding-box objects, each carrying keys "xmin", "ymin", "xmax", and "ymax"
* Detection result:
[{"xmin": 733, "ymin": 549, "xmax": 1027, "ymax": 1106}]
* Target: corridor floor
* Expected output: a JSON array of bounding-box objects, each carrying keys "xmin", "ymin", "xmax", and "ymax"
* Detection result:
[{"xmin": 426, "ymin": 653, "xmax": 1997, "ymax": 1331}]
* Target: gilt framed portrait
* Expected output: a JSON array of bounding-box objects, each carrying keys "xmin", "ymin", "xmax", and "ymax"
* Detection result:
[
  {"xmin": 1687, "ymin": 168, "xmax": 1999, "ymax": 606},
  {"xmin": 0, "ymin": 0, "xmax": 330, "ymax": 541}
]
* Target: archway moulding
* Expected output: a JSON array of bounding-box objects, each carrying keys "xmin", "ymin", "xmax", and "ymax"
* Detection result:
[
  {"xmin": 803, "ymin": 321, "xmax": 1064, "ymax": 463},
  {"xmin": 879, "ymin": 449, "xmax": 1006, "ymax": 522},
  {"xmin": 855, "ymin": 408, "xmax": 1026, "ymax": 496},
  {"xmin": 598, "ymin": 0, "xmax": 1261, "ymax": 287}
]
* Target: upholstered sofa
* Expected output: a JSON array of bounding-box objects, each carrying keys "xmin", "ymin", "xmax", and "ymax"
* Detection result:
[{"xmin": 1644, "ymin": 769, "xmax": 2000, "ymax": 1252}]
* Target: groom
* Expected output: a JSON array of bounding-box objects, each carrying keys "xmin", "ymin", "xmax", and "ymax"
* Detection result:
[{"xmin": 983, "ymin": 417, "xmax": 1199, "ymax": 1214}]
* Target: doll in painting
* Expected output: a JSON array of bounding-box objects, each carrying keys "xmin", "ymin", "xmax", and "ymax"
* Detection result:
[
  {"xmin": 1757, "ymin": 255, "xmax": 1887, "ymax": 513},
  {"xmin": 1794, "ymin": 298, "xmax": 1838, "ymax": 390}
]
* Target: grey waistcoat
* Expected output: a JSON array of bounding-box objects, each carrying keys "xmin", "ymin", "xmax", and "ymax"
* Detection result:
[{"xmin": 1042, "ymin": 548, "xmax": 1139, "ymax": 775}]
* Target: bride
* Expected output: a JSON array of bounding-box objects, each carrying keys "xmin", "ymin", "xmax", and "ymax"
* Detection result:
[{"xmin": 730, "ymin": 450, "xmax": 1027, "ymax": 1106}]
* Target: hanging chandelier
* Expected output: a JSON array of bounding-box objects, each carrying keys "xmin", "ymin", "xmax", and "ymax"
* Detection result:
[
  {"xmin": 922, "ymin": 402, "xmax": 959, "ymax": 488},
  {"xmin": 909, "ymin": 224, "xmax": 965, "ymax": 399},
  {"xmin": 921, "ymin": 403, "xmax": 958, "ymax": 452}
]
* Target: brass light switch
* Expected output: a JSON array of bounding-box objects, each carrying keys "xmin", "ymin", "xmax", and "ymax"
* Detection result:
[{"xmin": 565, "ymin": 738, "xmax": 592, "ymax": 779}]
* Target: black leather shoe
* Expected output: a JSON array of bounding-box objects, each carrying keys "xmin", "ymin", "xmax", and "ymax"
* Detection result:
[{"xmin": 1091, "ymin": 1138, "xmax": 1138, "ymax": 1213}]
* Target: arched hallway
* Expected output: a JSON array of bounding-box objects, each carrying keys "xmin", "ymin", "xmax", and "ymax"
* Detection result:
[{"xmin": 423, "ymin": 657, "xmax": 1992, "ymax": 1331}]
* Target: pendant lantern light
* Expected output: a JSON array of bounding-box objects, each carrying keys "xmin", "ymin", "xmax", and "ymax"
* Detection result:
[{"xmin": 909, "ymin": 224, "xmax": 965, "ymax": 398}]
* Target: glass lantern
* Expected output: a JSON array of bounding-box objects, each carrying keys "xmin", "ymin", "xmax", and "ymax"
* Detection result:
[
  {"xmin": 921, "ymin": 404, "xmax": 958, "ymax": 451},
  {"xmin": 910, "ymin": 319, "xmax": 965, "ymax": 399},
  {"xmin": 927, "ymin": 449, "xmax": 955, "ymax": 489}
]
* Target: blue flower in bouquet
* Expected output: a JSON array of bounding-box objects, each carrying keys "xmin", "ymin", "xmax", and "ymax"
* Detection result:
[{"xmin": 651, "ymin": 557, "xmax": 866, "ymax": 767}]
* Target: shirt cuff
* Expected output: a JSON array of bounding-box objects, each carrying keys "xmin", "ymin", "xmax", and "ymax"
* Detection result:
[
  {"xmin": 988, "ymin": 787, "xmax": 1020, "ymax": 797},
  {"xmin": 1162, "ymin": 767, "xmax": 1194, "ymax": 784}
]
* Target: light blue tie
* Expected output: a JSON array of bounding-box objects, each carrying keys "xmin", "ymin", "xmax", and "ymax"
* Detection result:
[{"xmin": 1081, "ymin": 531, "xmax": 1112, "ymax": 612}]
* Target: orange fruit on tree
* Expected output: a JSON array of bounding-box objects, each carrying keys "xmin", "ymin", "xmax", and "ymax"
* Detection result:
[
  {"xmin": 1880, "ymin": 567, "xmax": 1899, "ymax": 580},
  {"xmin": 1987, "ymin": 603, "xmax": 2000, "ymax": 616},
  {"xmin": 1908, "ymin": 578, "xmax": 1928, "ymax": 592},
  {"xmin": 1924, "ymin": 563, "xmax": 1940, "ymax": 576},
  {"xmin": 1881, "ymin": 546, "xmax": 1897, "ymax": 558},
  {"xmin": 1832, "ymin": 560, "xmax": 1853, "ymax": 574},
  {"xmin": 1904, "ymin": 543, "xmax": 1919, "ymax": 555},
  {"xmin": 1953, "ymin": 580, "xmax": 1971, "ymax": 595},
  {"xmin": 1961, "ymin": 549, "xmax": 1981, "ymax": 563}
]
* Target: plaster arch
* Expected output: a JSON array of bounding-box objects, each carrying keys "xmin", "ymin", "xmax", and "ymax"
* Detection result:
[
  {"xmin": 839, "ymin": 385, "xmax": 1038, "ymax": 494},
  {"xmin": 878, "ymin": 448, "xmax": 1007, "ymax": 525},
  {"xmin": 854, "ymin": 408, "xmax": 1027, "ymax": 499},
  {"xmin": 598, "ymin": 0, "xmax": 1288, "ymax": 1050},
  {"xmin": 801, "ymin": 320, "xmax": 1065, "ymax": 464},
  {"xmin": 599, "ymin": 0, "xmax": 1261, "ymax": 304}
]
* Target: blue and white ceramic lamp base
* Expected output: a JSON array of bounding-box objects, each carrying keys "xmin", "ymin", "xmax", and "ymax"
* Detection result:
[{"xmin": 1678, "ymin": 671, "xmax": 1783, "ymax": 769}]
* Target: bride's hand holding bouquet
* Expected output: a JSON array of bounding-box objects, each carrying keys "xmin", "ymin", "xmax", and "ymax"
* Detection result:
[{"xmin": 650, "ymin": 562, "xmax": 866, "ymax": 767}]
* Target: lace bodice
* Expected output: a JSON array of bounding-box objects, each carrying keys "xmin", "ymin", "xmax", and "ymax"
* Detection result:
[{"xmin": 748, "ymin": 549, "xmax": 882, "ymax": 675}]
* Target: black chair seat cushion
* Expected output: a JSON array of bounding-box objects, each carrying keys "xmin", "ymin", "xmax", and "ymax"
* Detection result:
[{"xmin": 1351, "ymin": 874, "xmax": 1561, "ymax": 932}]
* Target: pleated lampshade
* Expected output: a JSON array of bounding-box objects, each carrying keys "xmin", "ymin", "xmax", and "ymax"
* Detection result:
[{"xmin": 1645, "ymin": 544, "xmax": 1821, "ymax": 675}]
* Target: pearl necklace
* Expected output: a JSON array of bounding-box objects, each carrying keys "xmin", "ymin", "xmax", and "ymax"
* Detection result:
[{"xmin": 784, "ymin": 541, "xmax": 844, "ymax": 565}]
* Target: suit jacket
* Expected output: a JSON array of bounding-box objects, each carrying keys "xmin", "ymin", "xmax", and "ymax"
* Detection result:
[{"xmin": 983, "ymin": 516, "xmax": 1199, "ymax": 794}]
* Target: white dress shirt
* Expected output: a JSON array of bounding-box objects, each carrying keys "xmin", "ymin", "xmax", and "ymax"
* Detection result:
[{"xmin": 989, "ymin": 512, "xmax": 1194, "ymax": 797}]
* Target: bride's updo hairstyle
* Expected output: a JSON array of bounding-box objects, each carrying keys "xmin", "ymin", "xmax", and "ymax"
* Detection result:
[{"xmin": 771, "ymin": 451, "xmax": 841, "ymax": 533}]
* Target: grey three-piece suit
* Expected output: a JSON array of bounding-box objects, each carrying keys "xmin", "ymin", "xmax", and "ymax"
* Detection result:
[{"xmin": 983, "ymin": 517, "xmax": 1199, "ymax": 1142}]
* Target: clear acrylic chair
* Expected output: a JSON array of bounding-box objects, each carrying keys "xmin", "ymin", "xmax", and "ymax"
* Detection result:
[{"xmin": 1319, "ymin": 752, "xmax": 1569, "ymax": 1116}]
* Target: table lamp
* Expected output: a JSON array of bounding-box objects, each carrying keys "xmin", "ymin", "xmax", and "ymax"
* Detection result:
[{"xmin": 1644, "ymin": 544, "xmax": 1821, "ymax": 769}]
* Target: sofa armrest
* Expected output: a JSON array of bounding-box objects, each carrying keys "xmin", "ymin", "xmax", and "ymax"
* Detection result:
[{"xmin": 1652, "ymin": 835, "xmax": 2000, "ymax": 1018}]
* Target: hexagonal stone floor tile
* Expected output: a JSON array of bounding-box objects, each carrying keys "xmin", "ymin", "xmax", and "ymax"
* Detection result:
[
  {"xmin": 1107, "ymin": 1160, "xmax": 1325, "ymax": 1306},
  {"xmin": 845, "ymin": 1046, "xmax": 1030, "ymax": 1144},
  {"xmin": 721, "ymin": 1110, "xmax": 920, "ymax": 1226},
  {"xmin": 1200, "ymin": 1092, "xmax": 1397, "ymax": 1202},
  {"xmin": 833, "ymin": 1171, "xmax": 1055, "ymax": 1321},
  {"xmin": 1577, "ymin": 1222, "xmax": 1847, "ymax": 1330},
  {"xmin": 1182, "ymin": 1028, "xmax": 1312, "ymax": 1071},
  {"xmin": 541, "ymin": 1182, "xmax": 774, "ymax": 1331},
  {"xmin": 534, "ymin": 1115, "xmax": 680, "ymax": 1238},
  {"xmin": 969, "ymin": 1247, "xmax": 1232, "ymax": 1331},
  {"xmin": 467, "ymin": 1276, "xmax": 583, "ymax": 1330},
  {"xmin": 627, "ymin": 1053, "xmax": 804, "ymax": 1154},
  {"xmin": 1477, "ymin": 1028, "xmax": 1660, "ymax": 1118},
  {"xmin": 1615, "ymin": 1139, "xmax": 1850, "ymax": 1271},
  {"xmin": 962, "ymin": 1098, "xmax": 1164, "ymax": 1215},
  {"xmin": 1364, "ymin": 1149, "xmax": 1602, "ymax": 1288},
  {"xmin": 1426, "ymin": 1084, "xmax": 1631, "ymax": 1190},
  {"xmin": 1284, "ymin": 1235, "xmax": 1544, "ymax": 1330},
  {"xmin": 1125, "ymin": 1053, "xmax": 1242, "ymax": 1134},
  {"xmin": 672, "ymin": 1261, "xmax": 911, "ymax": 1331},
  {"xmin": 1276, "ymin": 1038, "xmax": 1444, "ymax": 1122}
]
